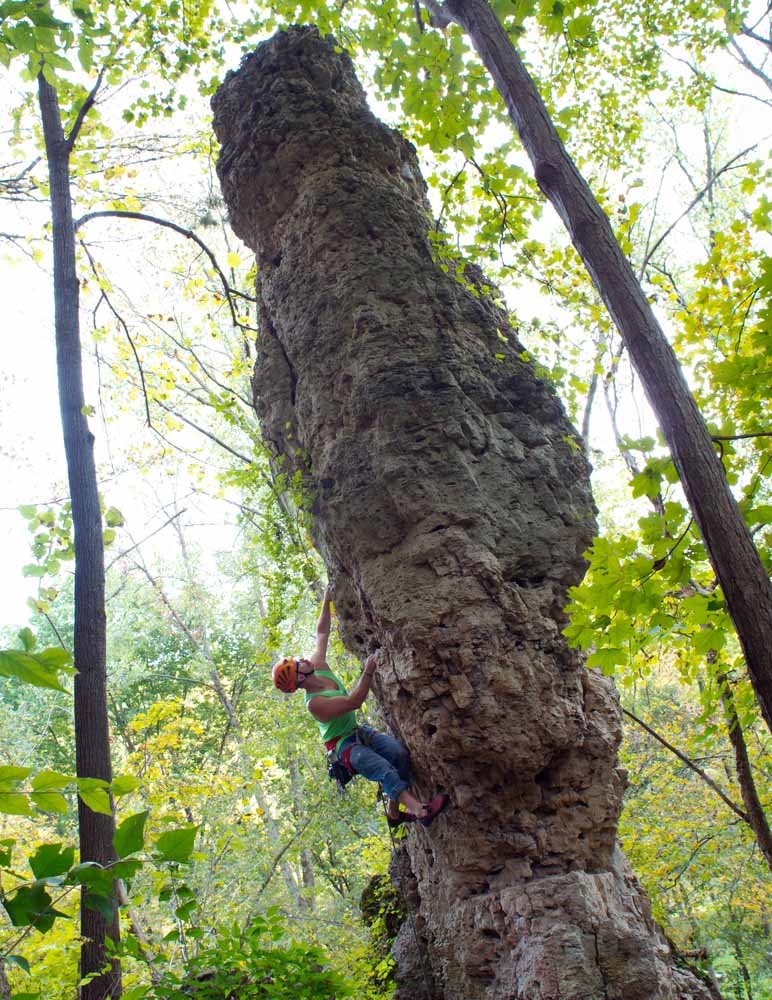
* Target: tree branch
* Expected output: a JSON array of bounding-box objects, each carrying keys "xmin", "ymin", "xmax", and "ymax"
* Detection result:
[
  {"xmin": 741, "ymin": 22, "xmax": 772, "ymax": 52},
  {"xmin": 253, "ymin": 816, "xmax": 314, "ymax": 902},
  {"xmin": 74, "ymin": 210, "xmax": 257, "ymax": 336},
  {"xmin": 623, "ymin": 708, "xmax": 749, "ymax": 822},
  {"xmin": 65, "ymin": 68, "xmax": 106, "ymax": 152},
  {"xmin": 105, "ymin": 509, "xmax": 185, "ymax": 573},
  {"xmin": 151, "ymin": 397, "xmax": 253, "ymax": 465},
  {"xmin": 728, "ymin": 37, "xmax": 772, "ymax": 94},
  {"xmin": 711, "ymin": 430, "xmax": 772, "ymax": 442},
  {"xmin": 143, "ymin": 314, "xmax": 253, "ymax": 410},
  {"xmin": 640, "ymin": 143, "xmax": 758, "ymax": 274},
  {"xmin": 79, "ymin": 239, "xmax": 153, "ymax": 427}
]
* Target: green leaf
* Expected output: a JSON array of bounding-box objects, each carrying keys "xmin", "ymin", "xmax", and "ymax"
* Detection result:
[
  {"xmin": 27, "ymin": 7, "xmax": 68, "ymax": 29},
  {"xmin": 630, "ymin": 468, "xmax": 662, "ymax": 499},
  {"xmin": 0, "ymin": 838, "xmax": 15, "ymax": 866},
  {"xmin": 32, "ymin": 770, "xmax": 72, "ymax": 791},
  {"xmin": 586, "ymin": 647, "xmax": 628, "ymax": 674},
  {"xmin": 6, "ymin": 22, "xmax": 35, "ymax": 55},
  {"xmin": 17, "ymin": 628, "xmax": 36, "ymax": 651},
  {"xmin": 746, "ymin": 503, "xmax": 772, "ymax": 526},
  {"xmin": 78, "ymin": 789, "xmax": 112, "ymax": 815},
  {"xmin": 35, "ymin": 647, "xmax": 74, "ymax": 672},
  {"xmin": 29, "ymin": 844, "xmax": 75, "ymax": 880},
  {"xmin": 42, "ymin": 51, "xmax": 74, "ymax": 72},
  {"xmin": 77, "ymin": 34, "xmax": 93, "ymax": 71},
  {"xmin": 111, "ymin": 858, "xmax": 143, "ymax": 882},
  {"xmin": 0, "ymin": 793, "xmax": 32, "ymax": 816},
  {"xmin": 123, "ymin": 988, "xmax": 151, "ymax": 1000},
  {"xmin": 154, "ymin": 825, "xmax": 198, "ymax": 864},
  {"xmin": 6, "ymin": 954, "xmax": 30, "ymax": 974},
  {"xmin": 114, "ymin": 811, "xmax": 148, "ymax": 858},
  {"xmin": 104, "ymin": 506, "xmax": 124, "ymax": 527},
  {"xmin": 84, "ymin": 892, "xmax": 116, "ymax": 920},
  {"xmin": 0, "ymin": 649, "xmax": 69, "ymax": 692},
  {"xmin": 0, "ymin": 765, "xmax": 33, "ymax": 783},
  {"xmin": 77, "ymin": 780, "xmax": 112, "ymax": 816},
  {"xmin": 566, "ymin": 14, "xmax": 594, "ymax": 38},
  {"xmin": 111, "ymin": 774, "xmax": 140, "ymax": 796},
  {"xmin": 21, "ymin": 564, "xmax": 47, "ymax": 578},
  {"xmin": 692, "ymin": 627, "xmax": 725, "ymax": 655},
  {"xmin": 67, "ymin": 862, "xmax": 107, "ymax": 887},
  {"xmin": 31, "ymin": 791, "xmax": 69, "ymax": 814},
  {"xmin": 174, "ymin": 898, "xmax": 197, "ymax": 920},
  {"xmin": 3, "ymin": 882, "xmax": 66, "ymax": 931}
]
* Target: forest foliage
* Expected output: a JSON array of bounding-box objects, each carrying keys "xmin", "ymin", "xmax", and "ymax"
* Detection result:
[{"xmin": 0, "ymin": 0, "xmax": 770, "ymax": 996}]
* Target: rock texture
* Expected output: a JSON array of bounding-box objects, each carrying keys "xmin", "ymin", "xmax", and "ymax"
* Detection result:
[{"xmin": 212, "ymin": 26, "xmax": 714, "ymax": 1000}]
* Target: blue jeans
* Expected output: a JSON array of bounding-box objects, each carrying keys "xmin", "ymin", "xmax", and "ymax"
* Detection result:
[{"xmin": 340, "ymin": 725, "xmax": 411, "ymax": 802}]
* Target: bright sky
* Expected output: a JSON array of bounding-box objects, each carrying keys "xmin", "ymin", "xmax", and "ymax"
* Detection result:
[
  {"xmin": 0, "ymin": 184, "xmax": 243, "ymax": 630},
  {"xmin": 0, "ymin": 259, "xmax": 63, "ymax": 627}
]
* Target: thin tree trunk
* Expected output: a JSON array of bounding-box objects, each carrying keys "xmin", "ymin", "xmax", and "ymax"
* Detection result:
[
  {"xmin": 37, "ymin": 73, "xmax": 120, "ymax": 999},
  {"xmin": 717, "ymin": 671, "xmax": 772, "ymax": 869},
  {"xmin": 212, "ymin": 27, "xmax": 714, "ymax": 999},
  {"xmin": 115, "ymin": 881, "xmax": 162, "ymax": 984},
  {"xmin": 289, "ymin": 757, "xmax": 316, "ymax": 909},
  {"xmin": 435, "ymin": 0, "xmax": 772, "ymax": 734},
  {"xmin": 732, "ymin": 938, "xmax": 754, "ymax": 1000}
]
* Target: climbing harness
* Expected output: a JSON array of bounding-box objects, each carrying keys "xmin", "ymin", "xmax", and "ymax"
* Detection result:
[{"xmin": 325, "ymin": 725, "xmax": 375, "ymax": 793}]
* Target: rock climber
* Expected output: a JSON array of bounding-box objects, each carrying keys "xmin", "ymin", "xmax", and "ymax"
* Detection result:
[{"xmin": 271, "ymin": 586, "xmax": 449, "ymax": 828}]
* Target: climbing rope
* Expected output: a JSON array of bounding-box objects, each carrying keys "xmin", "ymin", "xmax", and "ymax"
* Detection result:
[{"xmin": 379, "ymin": 791, "xmax": 435, "ymax": 1000}]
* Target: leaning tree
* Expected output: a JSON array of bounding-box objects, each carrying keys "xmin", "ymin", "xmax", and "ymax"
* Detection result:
[{"xmin": 213, "ymin": 27, "xmax": 714, "ymax": 1000}]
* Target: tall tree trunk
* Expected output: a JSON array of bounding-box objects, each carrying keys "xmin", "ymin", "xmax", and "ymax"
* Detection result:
[
  {"xmin": 433, "ymin": 0, "xmax": 772, "ymax": 735},
  {"xmin": 37, "ymin": 73, "xmax": 121, "ymax": 1000},
  {"xmin": 212, "ymin": 28, "xmax": 714, "ymax": 999}
]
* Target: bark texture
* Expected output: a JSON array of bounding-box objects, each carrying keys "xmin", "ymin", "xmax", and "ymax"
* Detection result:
[
  {"xmin": 212, "ymin": 27, "xmax": 713, "ymax": 1000},
  {"xmin": 38, "ymin": 73, "xmax": 121, "ymax": 1000}
]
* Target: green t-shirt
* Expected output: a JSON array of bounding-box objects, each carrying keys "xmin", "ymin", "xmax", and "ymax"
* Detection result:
[{"xmin": 304, "ymin": 669, "xmax": 357, "ymax": 751}]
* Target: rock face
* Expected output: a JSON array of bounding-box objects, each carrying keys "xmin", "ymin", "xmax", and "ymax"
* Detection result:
[{"xmin": 212, "ymin": 27, "xmax": 714, "ymax": 1000}]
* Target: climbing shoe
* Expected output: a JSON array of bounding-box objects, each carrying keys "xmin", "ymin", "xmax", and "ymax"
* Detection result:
[
  {"xmin": 420, "ymin": 794, "xmax": 450, "ymax": 827},
  {"xmin": 387, "ymin": 811, "xmax": 417, "ymax": 828}
]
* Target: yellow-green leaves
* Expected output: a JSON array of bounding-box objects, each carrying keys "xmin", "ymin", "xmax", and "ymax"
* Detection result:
[
  {"xmin": 0, "ymin": 765, "xmax": 35, "ymax": 815},
  {"xmin": 0, "ymin": 646, "xmax": 73, "ymax": 692},
  {"xmin": 31, "ymin": 771, "xmax": 71, "ymax": 814}
]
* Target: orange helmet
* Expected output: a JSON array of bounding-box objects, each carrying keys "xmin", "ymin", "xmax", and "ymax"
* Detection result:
[{"xmin": 272, "ymin": 657, "xmax": 299, "ymax": 693}]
